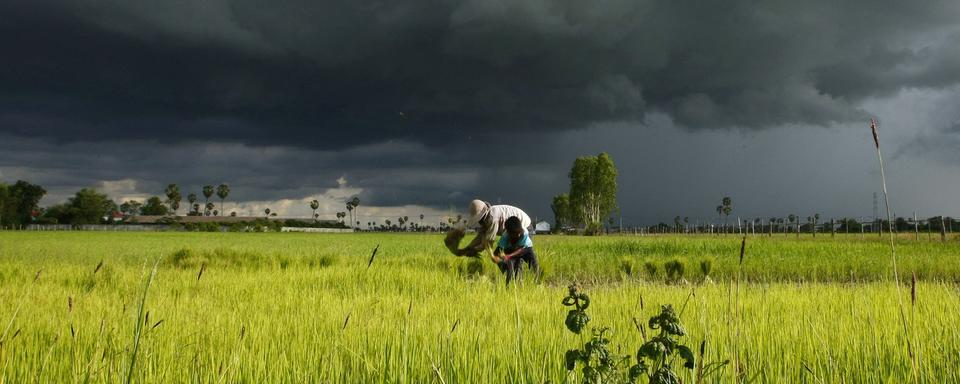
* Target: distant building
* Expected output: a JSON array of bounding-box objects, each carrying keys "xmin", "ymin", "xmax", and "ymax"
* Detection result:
[{"xmin": 534, "ymin": 221, "xmax": 551, "ymax": 233}]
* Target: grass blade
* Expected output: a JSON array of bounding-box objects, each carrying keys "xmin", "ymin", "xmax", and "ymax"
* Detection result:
[{"xmin": 125, "ymin": 257, "xmax": 161, "ymax": 384}]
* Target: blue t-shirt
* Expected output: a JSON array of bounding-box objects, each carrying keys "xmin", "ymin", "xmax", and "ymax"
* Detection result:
[{"xmin": 497, "ymin": 232, "xmax": 533, "ymax": 252}]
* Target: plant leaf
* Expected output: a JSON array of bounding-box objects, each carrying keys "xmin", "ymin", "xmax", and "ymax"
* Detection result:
[{"xmin": 677, "ymin": 345, "xmax": 696, "ymax": 369}]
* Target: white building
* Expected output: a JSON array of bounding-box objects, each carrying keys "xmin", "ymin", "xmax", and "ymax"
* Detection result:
[{"xmin": 534, "ymin": 221, "xmax": 551, "ymax": 233}]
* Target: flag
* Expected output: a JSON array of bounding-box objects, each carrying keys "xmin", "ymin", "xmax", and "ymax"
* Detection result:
[{"xmin": 870, "ymin": 118, "xmax": 879, "ymax": 149}]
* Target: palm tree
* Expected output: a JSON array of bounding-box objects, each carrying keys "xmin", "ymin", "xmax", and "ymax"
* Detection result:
[
  {"xmin": 202, "ymin": 185, "xmax": 214, "ymax": 209},
  {"xmin": 310, "ymin": 200, "xmax": 320, "ymax": 222},
  {"xmin": 216, "ymin": 184, "xmax": 230, "ymax": 216},
  {"xmin": 346, "ymin": 203, "xmax": 354, "ymax": 229},
  {"xmin": 264, "ymin": 208, "xmax": 271, "ymax": 218},
  {"xmin": 164, "ymin": 184, "xmax": 181, "ymax": 215},
  {"xmin": 350, "ymin": 197, "xmax": 360, "ymax": 229},
  {"xmin": 721, "ymin": 197, "xmax": 733, "ymax": 232},
  {"xmin": 205, "ymin": 202, "xmax": 215, "ymax": 216},
  {"xmin": 187, "ymin": 193, "xmax": 198, "ymax": 214}
]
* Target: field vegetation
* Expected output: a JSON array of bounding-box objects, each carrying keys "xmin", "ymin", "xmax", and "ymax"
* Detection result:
[{"xmin": 1, "ymin": 232, "xmax": 958, "ymax": 382}]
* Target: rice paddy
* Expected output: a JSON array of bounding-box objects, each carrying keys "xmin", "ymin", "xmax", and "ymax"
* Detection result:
[{"xmin": 1, "ymin": 231, "xmax": 958, "ymax": 382}]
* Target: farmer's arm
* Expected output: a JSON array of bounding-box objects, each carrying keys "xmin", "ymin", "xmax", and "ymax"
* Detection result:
[
  {"xmin": 462, "ymin": 231, "xmax": 485, "ymax": 252},
  {"xmin": 501, "ymin": 246, "xmax": 529, "ymax": 261},
  {"xmin": 461, "ymin": 220, "xmax": 498, "ymax": 255}
]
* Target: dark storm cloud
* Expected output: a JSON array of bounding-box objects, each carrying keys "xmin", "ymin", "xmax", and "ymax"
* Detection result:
[{"xmin": 4, "ymin": 0, "xmax": 960, "ymax": 150}]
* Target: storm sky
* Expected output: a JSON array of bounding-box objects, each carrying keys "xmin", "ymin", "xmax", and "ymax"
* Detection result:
[{"xmin": 2, "ymin": 0, "xmax": 959, "ymax": 224}]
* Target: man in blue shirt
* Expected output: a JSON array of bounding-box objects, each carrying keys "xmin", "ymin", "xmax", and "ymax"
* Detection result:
[{"xmin": 493, "ymin": 216, "xmax": 540, "ymax": 286}]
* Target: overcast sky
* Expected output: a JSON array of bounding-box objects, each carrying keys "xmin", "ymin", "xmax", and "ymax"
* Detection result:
[{"xmin": 1, "ymin": 0, "xmax": 958, "ymax": 224}]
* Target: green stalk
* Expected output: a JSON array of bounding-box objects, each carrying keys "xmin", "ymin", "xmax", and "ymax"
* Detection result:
[
  {"xmin": 125, "ymin": 257, "xmax": 160, "ymax": 384},
  {"xmin": 871, "ymin": 119, "xmax": 917, "ymax": 383}
]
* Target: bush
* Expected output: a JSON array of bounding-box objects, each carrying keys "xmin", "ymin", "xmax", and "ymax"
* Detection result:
[{"xmin": 198, "ymin": 222, "xmax": 220, "ymax": 232}]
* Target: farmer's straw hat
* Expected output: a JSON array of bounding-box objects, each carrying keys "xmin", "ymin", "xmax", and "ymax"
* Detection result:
[{"xmin": 467, "ymin": 199, "xmax": 489, "ymax": 225}]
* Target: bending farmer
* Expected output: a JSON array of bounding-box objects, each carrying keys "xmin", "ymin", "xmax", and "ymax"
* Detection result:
[{"xmin": 458, "ymin": 199, "xmax": 532, "ymax": 257}]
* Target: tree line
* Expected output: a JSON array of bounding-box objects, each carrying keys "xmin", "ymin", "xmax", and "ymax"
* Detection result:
[{"xmin": 0, "ymin": 180, "xmax": 235, "ymax": 226}]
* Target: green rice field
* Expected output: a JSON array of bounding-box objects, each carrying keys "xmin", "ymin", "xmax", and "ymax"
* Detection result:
[{"xmin": 1, "ymin": 231, "xmax": 958, "ymax": 382}]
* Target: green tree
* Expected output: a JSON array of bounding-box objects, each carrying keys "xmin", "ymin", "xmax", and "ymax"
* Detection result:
[
  {"xmin": 64, "ymin": 188, "xmax": 117, "ymax": 224},
  {"xmin": 205, "ymin": 202, "xmax": 215, "ymax": 216},
  {"xmin": 568, "ymin": 152, "xmax": 618, "ymax": 234},
  {"xmin": 551, "ymin": 193, "xmax": 571, "ymax": 232},
  {"xmin": 41, "ymin": 203, "xmax": 70, "ymax": 224},
  {"xmin": 3, "ymin": 180, "xmax": 47, "ymax": 225},
  {"xmin": 0, "ymin": 182, "xmax": 9, "ymax": 225},
  {"xmin": 164, "ymin": 184, "xmax": 181, "ymax": 215},
  {"xmin": 216, "ymin": 184, "xmax": 230, "ymax": 215},
  {"xmin": 140, "ymin": 196, "xmax": 170, "ymax": 216},
  {"xmin": 120, "ymin": 200, "xmax": 143, "ymax": 216}
]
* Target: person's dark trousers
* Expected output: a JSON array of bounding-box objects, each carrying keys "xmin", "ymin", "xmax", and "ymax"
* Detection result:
[{"xmin": 498, "ymin": 248, "xmax": 541, "ymax": 286}]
